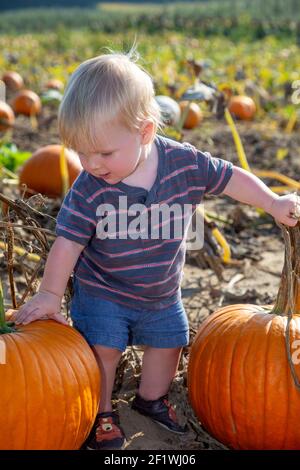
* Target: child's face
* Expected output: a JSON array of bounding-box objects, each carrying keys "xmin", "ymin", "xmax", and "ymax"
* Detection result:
[{"xmin": 76, "ymin": 121, "xmax": 148, "ymax": 184}]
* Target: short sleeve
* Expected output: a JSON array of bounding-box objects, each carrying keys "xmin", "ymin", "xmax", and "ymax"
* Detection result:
[
  {"xmin": 197, "ymin": 150, "xmax": 233, "ymax": 195},
  {"xmin": 56, "ymin": 186, "xmax": 96, "ymax": 246}
]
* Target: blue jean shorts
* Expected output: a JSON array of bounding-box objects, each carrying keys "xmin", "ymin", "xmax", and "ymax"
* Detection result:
[{"xmin": 70, "ymin": 278, "xmax": 189, "ymax": 352}]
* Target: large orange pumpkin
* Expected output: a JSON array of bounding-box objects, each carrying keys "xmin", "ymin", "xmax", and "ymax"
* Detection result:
[
  {"xmin": 0, "ymin": 101, "xmax": 15, "ymax": 131},
  {"xmin": 188, "ymin": 224, "xmax": 300, "ymax": 450},
  {"xmin": 0, "ymin": 315, "xmax": 100, "ymax": 449},
  {"xmin": 12, "ymin": 89, "xmax": 41, "ymax": 116},
  {"xmin": 228, "ymin": 95, "xmax": 256, "ymax": 120},
  {"xmin": 19, "ymin": 144, "xmax": 82, "ymax": 198},
  {"xmin": 2, "ymin": 71, "xmax": 24, "ymax": 91},
  {"xmin": 179, "ymin": 101, "xmax": 203, "ymax": 129}
]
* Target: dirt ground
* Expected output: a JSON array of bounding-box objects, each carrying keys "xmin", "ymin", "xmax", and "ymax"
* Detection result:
[{"xmin": 1, "ymin": 107, "xmax": 298, "ymax": 450}]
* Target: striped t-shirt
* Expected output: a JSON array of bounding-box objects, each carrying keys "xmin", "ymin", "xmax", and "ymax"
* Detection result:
[{"xmin": 56, "ymin": 134, "xmax": 233, "ymax": 310}]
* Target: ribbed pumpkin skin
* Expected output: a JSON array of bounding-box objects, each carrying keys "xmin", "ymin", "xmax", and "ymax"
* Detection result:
[
  {"xmin": 0, "ymin": 320, "xmax": 100, "ymax": 449},
  {"xmin": 188, "ymin": 304, "xmax": 300, "ymax": 450},
  {"xmin": 19, "ymin": 145, "xmax": 82, "ymax": 198}
]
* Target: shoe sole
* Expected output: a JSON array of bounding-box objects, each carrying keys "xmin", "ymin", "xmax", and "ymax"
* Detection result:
[
  {"xmin": 86, "ymin": 440, "xmax": 126, "ymax": 451},
  {"xmin": 132, "ymin": 405, "xmax": 187, "ymax": 435},
  {"xmin": 152, "ymin": 419, "xmax": 188, "ymax": 435}
]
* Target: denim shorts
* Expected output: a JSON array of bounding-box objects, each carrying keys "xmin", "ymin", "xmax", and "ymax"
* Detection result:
[{"xmin": 70, "ymin": 278, "xmax": 189, "ymax": 352}]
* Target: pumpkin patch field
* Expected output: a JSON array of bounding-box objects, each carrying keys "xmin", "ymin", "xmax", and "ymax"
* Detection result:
[{"xmin": 1, "ymin": 0, "xmax": 300, "ymax": 451}]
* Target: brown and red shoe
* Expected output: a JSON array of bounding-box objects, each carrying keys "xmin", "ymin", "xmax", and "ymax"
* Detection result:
[{"xmin": 85, "ymin": 411, "xmax": 126, "ymax": 450}]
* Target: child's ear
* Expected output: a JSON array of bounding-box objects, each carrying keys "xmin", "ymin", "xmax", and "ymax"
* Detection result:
[{"xmin": 140, "ymin": 120, "xmax": 155, "ymax": 145}]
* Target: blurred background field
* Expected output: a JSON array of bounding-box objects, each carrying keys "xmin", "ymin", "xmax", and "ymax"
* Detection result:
[
  {"xmin": 0, "ymin": 1, "xmax": 300, "ymax": 38},
  {"xmin": 0, "ymin": 0, "xmax": 299, "ymax": 124}
]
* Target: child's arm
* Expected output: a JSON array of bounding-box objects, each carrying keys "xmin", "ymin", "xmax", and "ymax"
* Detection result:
[
  {"xmin": 11, "ymin": 236, "xmax": 84, "ymax": 325},
  {"xmin": 222, "ymin": 166, "xmax": 299, "ymax": 227}
]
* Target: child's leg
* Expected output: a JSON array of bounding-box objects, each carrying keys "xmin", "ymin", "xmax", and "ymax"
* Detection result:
[
  {"xmin": 138, "ymin": 346, "xmax": 182, "ymax": 400},
  {"xmin": 92, "ymin": 345, "xmax": 122, "ymax": 412},
  {"xmin": 84, "ymin": 345, "xmax": 125, "ymax": 450},
  {"xmin": 132, "ymin": 346, "xmax": 187, "ymax": 434}
]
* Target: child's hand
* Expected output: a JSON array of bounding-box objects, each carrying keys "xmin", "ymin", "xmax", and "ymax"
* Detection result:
[
  {"xmin": 10, "ymin": 291, "xmax": 68, "ymax": 326},
  {"xmin": 268, "ymin": 193, "xmax": 300, "ymax": 227}
]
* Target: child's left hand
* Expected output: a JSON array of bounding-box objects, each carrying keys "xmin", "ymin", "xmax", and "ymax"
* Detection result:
[{"xmin": 268, "ymin": 193, "xmax": 300, "ymax": 227}]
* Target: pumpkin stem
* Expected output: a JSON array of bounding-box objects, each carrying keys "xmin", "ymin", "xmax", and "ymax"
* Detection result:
[
  {"xmin": 59, "ymin": 145, "xmax": 69, "ymax": 197},
  {"xmin": 273, "ymin": 223, "xmax": 300, "ymax": 316},
  {"xmin": 273, "ymin": 222, "xmax": 300, "ymax": 390},
  {"xmin": 0, "ymin": 279, "xmax": 16, "ymax": 334},
  {"xmin": 0, "ymin": 280, "xmax": 5, "ymax": 323}
]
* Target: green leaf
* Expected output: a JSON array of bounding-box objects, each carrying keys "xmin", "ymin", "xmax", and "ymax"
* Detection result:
[
  {"xmin": 0, "ymin": 142, "xmax": 31, "ymax": 172},
  {"xmin": 41, "ymin": 89, "xmax": 63, "ymax": 105}
]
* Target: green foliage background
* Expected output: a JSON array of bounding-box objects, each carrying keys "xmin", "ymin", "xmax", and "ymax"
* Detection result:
[
  {"xmin": 0, "ymin": 0, "xmax": 97, "ymax": 10},
  {"xmin": 0, "ymin": 1, "xmax": 299, "ymax": 42},
  {"xmin": 0, "ymin": 2, "xmax": 298, "ymax": 170}
]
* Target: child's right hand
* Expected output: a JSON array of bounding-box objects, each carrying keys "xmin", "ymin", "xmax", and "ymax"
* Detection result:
[{"xmin": 10, "ymin": 291, "xmax": 68, "ymax": 326}]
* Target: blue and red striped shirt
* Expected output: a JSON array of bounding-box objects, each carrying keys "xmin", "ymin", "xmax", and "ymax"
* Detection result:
[{"xmin": 56, "ymin": 135, "xmax": 233, "ymax": 309}]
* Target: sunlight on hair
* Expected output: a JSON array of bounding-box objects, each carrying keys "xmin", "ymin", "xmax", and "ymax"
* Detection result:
[{"xmin": 58, "ymin": 41, "xmax": 163, "ymax": 153}]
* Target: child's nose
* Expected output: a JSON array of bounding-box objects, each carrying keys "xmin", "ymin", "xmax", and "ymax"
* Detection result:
[{"xmin": 88, "ymin": 157, "xmax": 104, "ymax": 171}]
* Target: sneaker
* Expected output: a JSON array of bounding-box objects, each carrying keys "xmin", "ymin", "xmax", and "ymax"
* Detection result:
[
  {"xmin": 131, "ymin": 393, "xmax": 188, "ymax": 435},
  {"xmin": 84, "ymin": 411, "xmax": 126, "ymax": 450}
]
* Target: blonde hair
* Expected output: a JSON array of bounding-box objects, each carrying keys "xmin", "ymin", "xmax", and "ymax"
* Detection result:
[{"xmin": 58, "ymin": 47, "xmax": 162, "ymax": 152}]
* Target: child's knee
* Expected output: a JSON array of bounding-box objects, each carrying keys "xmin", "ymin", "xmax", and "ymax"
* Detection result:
[
  {"xmin": 145, "ymin": 345, "xmax": 182, "ymax": 357},
  {"xmin": 93, "ymin": 344, "xmax": 122, "ymax": 362},
  {"xmin": 161, "ymin": 346, "xmax": 182, "ymax": 355}
]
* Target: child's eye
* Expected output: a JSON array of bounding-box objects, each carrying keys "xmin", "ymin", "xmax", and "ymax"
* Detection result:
[{"xmin": 101, "ymin": 152, "xmax": 113, "ymax": 157}]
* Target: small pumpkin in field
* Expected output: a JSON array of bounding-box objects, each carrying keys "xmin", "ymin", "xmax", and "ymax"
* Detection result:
[
  {"xmin": 179, "ymin": 101, "xmax": 203, "ymax": 129},
  {"xmin": 0, "ymin": 101, "xmax": 15, "ymax": 131},
  {"xmin": 2, "ymin": 71, "xmax": 24, "ymax": 91},
  {"xmin": 228, "ymin": 95, "xmax": 256, "ymax": 120},
  {"xmin": 0, "ymin": 310, "xmax": 100, "ymax": 450},
  {"xmin": 19, "ymin": 144, "xmax": 82, "ymax": 198},
  {"xmin": 12, "ymin": 89, "xmax": 41, "ymax": 116},
  {"xmin": 45, "ymin": 79, "xmax": 64, "ymax": 91},
  {"xmin": 188, "ymin": 223, "xmax": 300, "ymax": 450}
]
